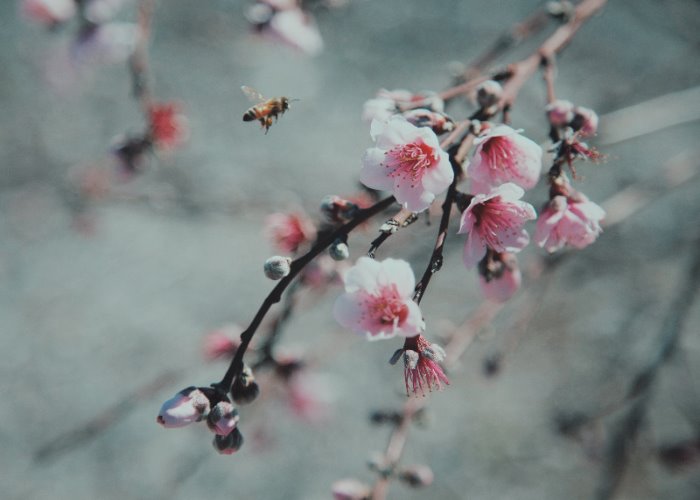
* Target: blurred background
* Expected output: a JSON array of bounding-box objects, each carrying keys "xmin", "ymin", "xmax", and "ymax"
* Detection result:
[{"xmin": 2, "ymin": 0, "xmax": 700, "ymax": 498}]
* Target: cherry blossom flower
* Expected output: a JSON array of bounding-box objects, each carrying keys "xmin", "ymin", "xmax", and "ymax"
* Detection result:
[
  {"xmin": 148, "ymin": 102, "xmax": 189, "ymax": 151},
  {"xmin": 467, "ymin": 125, "xmax": 543, "ymax": 193},
  {"xmin": 286, "ymin": 371, "xmax": 335, "ymax": 423},
  {"xmin": 157, "ymin": 387, "xmax": 211, "ymax": 428},
  {"xmin": 390, "ymin": 335, "xmax": 449, "ymax": 396},
  {"xmin": 535, "ymin": 194, "xmax": 605, "ymax": 252},
  {"xmin": 265, "ymin": 211, "xmax": 317, "ymax": 253},
  {"xmin": 21, "ymin": 0, "xmax": 76, "ymax": 27},
  {"xmin": 333, "ymin": 257, "xmax": 424, "ymax": 340},
  {"xmin": 458, "ymin": 183, "xmax": 537, "ymax": 268},
  {"xmin": 477, "ymin": 251, "xmax": 522, "ymax": 303},
  {"xmin": 361, "ymin": 117, "xmax": 453, "ymax": 212}
]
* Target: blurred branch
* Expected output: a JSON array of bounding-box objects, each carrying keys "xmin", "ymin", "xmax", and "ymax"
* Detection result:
[
  {"xmin": 595, "ymin": 239, "xmax": 700, "ymax": 500},
  {"xmin": 599, "ymin": 86, "xmax": 700, "ymax": 145}
]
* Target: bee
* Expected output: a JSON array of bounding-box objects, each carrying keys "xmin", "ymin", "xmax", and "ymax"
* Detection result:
[{"xmin": 241, "ymin": 86, "xmax": 295, "ymax": 133}]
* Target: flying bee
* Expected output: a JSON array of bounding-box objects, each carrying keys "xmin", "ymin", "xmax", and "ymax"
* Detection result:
[{"xmin": 241, "ymin": 86, "xmax": 296, "ymax": 133}]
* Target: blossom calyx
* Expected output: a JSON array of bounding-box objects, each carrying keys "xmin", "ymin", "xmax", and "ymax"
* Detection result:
[{"xmin": 206, "ymin": 401, "xmax": 240, "ymax": 436}]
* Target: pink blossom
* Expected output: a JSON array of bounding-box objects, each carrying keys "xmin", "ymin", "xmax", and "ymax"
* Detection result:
[
  {"xmin": 333, "ymin": 257, "xmax": 424, "ymax": 340},
  {"xmin": 263, "ymin": 9, "xmax": 324, "ymax": 56},
  {"xmin": 265, "ymin": 211, "xmax": 317, "ymax": 253},
  {"xmin": 467, "ymin": 125, "xmax": 542, "ymax": 193},
  {"xmin": 148, "ymin": 102, "xmax": 189, "ymax": 151},
  {"xmin": 21, "ymin": 0, "xmax": 76, "ymax": 26},
  {"xmin": 458, "ymin": 183, "xmax": 537, "ymax": 268},
  {"xmin": 157, "ymin": 387, "xmax": 210, "ymax": 428},
  {"xmin": 361, "ymin": 117, "xmax": 453, "ymax": 212},
  {"xmin": 202, "ymin": 324, "xmax": 241, "ymax": 361},
  {"xmin": 287, "ymin": 371, "xmax": 335, "ymax": 423},
  {"xmin": 546, "ymin": 99, "xmax": 575, "ymax": 127},
  {"xmin": 397, "ymin": 335, "xmax": 449, "ymax": 396},
  {"xmin": 206, "ymin": 401, "xmax": 239, "ymax": 436},
  {"xmin": 478, "ymin": 252, "xmax": 522, "ymax": 303},
  {"xmin": 572, "ymin": 106, "xmax": 599, "ymax": 137},
  {"xmin": 83, "ymin": 0, "xmax": 132, "ymax": 24},
  {"xmin": 535, "ymin": 194, "xmax": 605, "ymax": 252}
]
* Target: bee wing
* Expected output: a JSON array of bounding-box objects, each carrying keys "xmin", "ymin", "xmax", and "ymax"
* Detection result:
[{"xmin": 241, "ymin": 85, "xmax": 265, "ymax": 103}]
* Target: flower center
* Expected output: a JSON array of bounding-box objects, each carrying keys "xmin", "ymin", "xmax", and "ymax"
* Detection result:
[
  {"xmin": 480, "ymin": 136, "xmax": 514, "ymax": 170},
  {"xmin": 471, "ymin": 197, "xmax": 527, "ymax": 248},
  {"xmin": 383, "ymin": 141, "xmax": 435, "ymax": 185},
  {"xmin": 365, "ymin": 285, "xmax": 409, "ymax": 325}
]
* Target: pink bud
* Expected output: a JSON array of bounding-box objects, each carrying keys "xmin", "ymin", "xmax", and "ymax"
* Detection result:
[
  {"xmin": 202, "ymin": 325, "xmax": 241, "ymax": 361},
  {"xmin": 546, "ymin": 99, "xmax": 575, "ymax": 127},
  {"xmin": 157, "ymin": 387, "xmax": 211, "ymax": 428},
  {"xmin": 213, "ymin": 428, "xmax": 244, "ymax": 455},
  {"xmin": 207, "ymin": 401, "xmax": 240, "ymax": 436}
]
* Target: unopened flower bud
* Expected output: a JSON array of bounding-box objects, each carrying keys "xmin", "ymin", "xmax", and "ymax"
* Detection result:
[
  {"xmin": 231, "ymin": 365, "xmax": 260, "ymax": 405},
  {"xmin": 213, "ymin": 427, "xmax": 244, "ymax": 455},
  {"xmin": 332, "ymin": 478, "xmax": 371, "ymax": 500},
  {"xmin": 546, "ymin": 99, "xmax": 574, "ymax": 127},
  {"xmin": 264, "ymin": 255, "xmax": 292, "ymax": 280},
  {"xmin": 207, "ymin": 401, "xmax": 240, "ymax": 436},
  {"xmin": 157, "ymin": 386, "xmax": 211, "ymax": 428},
  {"xmin": 329, "ymin": 239, "xmax": 350, "ymax": 261},
  {"xmin": 321, "ymin": 195, "xmax": 359, "ymax": 222},
  {"xmin": 398, "ymin": 464, "xmax": 434, "ymax": 488},
  {"xmin": 571, "ymin": 106, "xmax": 599, "ymax": 137},
  {"xmin": 476, "ymin": 80, "xmax": 503, "ymax": 111}
]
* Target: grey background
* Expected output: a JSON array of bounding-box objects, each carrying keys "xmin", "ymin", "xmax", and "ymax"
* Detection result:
[{"xmin": 2, "ymin": 0, "xmax": 700, "ymax": 499}]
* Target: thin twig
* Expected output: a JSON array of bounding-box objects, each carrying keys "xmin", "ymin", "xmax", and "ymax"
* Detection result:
[{"xmin": 214, "ymin": 196, "xmax": 396, "ymax": 394}]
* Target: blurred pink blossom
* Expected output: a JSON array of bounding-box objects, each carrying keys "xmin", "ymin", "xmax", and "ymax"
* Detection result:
[
  {"xmin": 535, "ymin": 194, "xmax": 605, "ymax": 252},
  {"xmin": 333, "ymin": 257, "xmax": 424, "ymax": 340},
  {"xmin": 203, "ymin": 324, "xmax": 242, "ymax": 361},
  {"xmin": 263, "ymin": 8, "xmax": 324, "ymax": 56},
  {"xmin": 361, "ymin": 117, "xmax": 453, "ymax": 212},
  {"xmin": 72, "ymin": 22, "xmax": 138, "ymax": 65},
  {"xmin": 478, "ymin": 252, "xmax": 522, "ymax": 303},
  {"xmin": 21, "ymin": 0, "xmax": 76, "ymax": 26},
  {"xmin": 265, "ymin": 211, "xmax": 317, "ymax": 253},
  {"xmin": 332, "ymin": 478, "xmax": 371, "ymax": 500},
  {"xmin": 286, "ymin": 372, "xmax": 335, "ymax": 423},
  {"xmin": 458, "ymin": 183, "xmax": 536, "ymax": 268},
  {"xmin": 467, "ymin": 124, "xmax": 542, "ymax": 193},
  {"xmin": 148, "ymin": 102, "xmax": 189, "ymax": 151}
]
